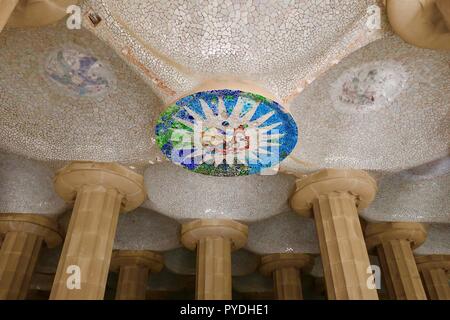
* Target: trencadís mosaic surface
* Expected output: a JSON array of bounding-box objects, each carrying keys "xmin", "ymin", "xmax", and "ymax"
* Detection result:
[
  {"xmin": 155, "ymin": 90, "xmax": 297, "ymax": 176},
  {"xmin": 43, "ymin": 46, "xmax": 116, "ymax": 97}
]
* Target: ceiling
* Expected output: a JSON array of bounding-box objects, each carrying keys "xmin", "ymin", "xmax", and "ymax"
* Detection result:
[{"xmin": 0, "ymin": 0, "xmax": 448, "ymax": 254}]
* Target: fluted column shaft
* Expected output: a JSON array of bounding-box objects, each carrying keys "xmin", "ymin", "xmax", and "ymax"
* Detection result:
[
  {"xmin": 421, "ymin": 268, "xmax": 449, "ymax": 300},
  {"xmin": 51, "ymin": 185, "xmax": 122, "ymax": 299},
  {"xmin": 313, "ymin": 192, "xmax": 378, "ymax": 300},
  {"xmin": 50, "ymin": 162, "xmax": 145, "ymax": 300},
  {"xmin": 273, "ymin": 267, "xmax": 302, "ymax": 300},
  {"xmin": 116, "ymin": 265, "xmax": 148, "ymax": 300},
  {"xmin": 111, "ymin": 250, "xmax": 163, "ymax": 300},
  {"xmin": 0, "ymin": 232, "xmax": 43, "ymax": 299},
  {"xmin": 181, "ymin": 219, "xmax": 248, "ymax": 301},
  {"xmin": 416, "ymin": 255, "xmax": 450, "ymax": 300},
  {"xmin": 260, "ymin": 253, "xmax": 311, "ymax": 300},
  {"xmin": 0, "ymin": 214, "xmax": 61, "ymax": 300},
  {"xmin": 196, "ymin": 236, "xmax": 232, "ymax": 300},
  {"xmin": 290, "ymin": 169, "xmax": 379, "ymax": 300},
  {"xmin": 376, "ymin": 240, "xmax": 426, "ymax": 300},
  {"xmin": 365, "ymin": 222, "xmax": 427, "ymax": 300}
]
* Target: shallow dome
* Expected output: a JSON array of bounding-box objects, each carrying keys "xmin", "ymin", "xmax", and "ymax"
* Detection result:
[
  {"xmin": 143, "ymin": 162, "xmax": 296, "ymax": 222},
  {"xmin": 0, "ymin": 153, "xmax": 66, "ymax": 215},
  {"xmin": 114, "ymin": 207, "xmax": 181, "ymax": 251},
  {"xmin": 414, "ymin": 224, "xmax": 450, "ymax": 255},
  {"xmin": 287, "ymin": 36, "xmax": 450, "ymax": 173},
  {"xmin": 246, "ymin": 212, "xmax": 319, "ymax": 255},
  {"xmin": 362, "ymin": 157, "xmax": 450, "ymax": 223}
]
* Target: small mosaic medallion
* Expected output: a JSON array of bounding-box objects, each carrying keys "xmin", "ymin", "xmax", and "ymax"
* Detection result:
[
  {"xmin": 155, "ymin": 90, "xmax": 298, "ymax": 176},
  {"xmin": 331, "ymin": 61, "xmax": 408, "ymax": 113},
  {"xmin": 43, "ymin": 46, "xmax": 116, "ymax": 97}
]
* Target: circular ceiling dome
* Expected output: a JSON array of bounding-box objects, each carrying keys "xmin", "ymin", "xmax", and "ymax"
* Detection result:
[
  {"xmin": 156, "ymin": 89, "xmax": 297, "ymax": 176},
  {"xmin": 0, "ymin": 153, "xmax": 66, "ymax": 215},
  {"xmin": 246, "ymin": 212, "xmax": 319, "ymax": 255},
  {"xmin": 288, "ymin": 36, "xmax": 450, "ymax": 172},
  {"xmin": 93, "ymin": 0, "xmax": 383, "ymax": 99},
  {"xmin": 0, "ymin": 22, "xmax": 162, "ymax": 164},
  {"xmin": 113, "ymin": 207, "xmax": 181, "ymax": 251},
  {"xmin": 361, "ymin": 161, "xmax": 450, "ymax": 223},
  {"xmin": 414, "ymin": 224, "xmax": 450, "ymax": 256},
  {"xmin": 143, "ymin": 162, "xmax": 296, "ymax": 222}
]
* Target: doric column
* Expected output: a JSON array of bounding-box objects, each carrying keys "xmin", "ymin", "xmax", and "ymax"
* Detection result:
[
  {"xmin": 181, "ymin": 219, "xmax": 247, "ymax": 300},
  {"xmin": 110, "ymin": 250, "xmax": 163, "ymax": 300},
  {"xmin": 260, "ymin": 253, "xmax": 311, "ymax": 300},
  {"xmin": 0, "ymin": 214, "xmax": 61, "ymax": 299},
  {"xmin": 290, "ymin": 169, "xmax": 378, "ymax": 300},
  {"xmin": 50, "ymin": 162, "xmax": 145, "ymax": 300},
  {"xmin": 415, "ymin": 255, "xmax": 450, "ymax": 300},
  {"xmin": 365, "ymin": 222, "xmax": 427, "ymax": 300}
]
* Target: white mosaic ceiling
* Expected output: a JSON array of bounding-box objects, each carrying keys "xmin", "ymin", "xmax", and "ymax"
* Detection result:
[
  {"xmin": 0, "ymin": 153, "xmax": 66, "ymax": 215},
  {"xmin": 82, "ymin": 0, "xmax": 386, "ymax": 103},
  {"xmin": 0, "ymin": 21, "xmax": 163, "ymax": 165},
  {"xmin": 113, "ymin": 207, "xmax": 181, "ymax": 251},
  {"xmin": 287, "ymin": 35, "xmax": 450, "ymax": 173},
  {"xmin": 143, "ymin": 162, "xmax": 296, "ymax": 222},
  {"xmin": 0, "ymin": 1, "xmax": 448, "ymax": 229},
  {"xmin": 414, "ymin": 223, "xmax": 450, "ymax": 255},
  {"xmin": 246, "ymin": 212, "xmax": 319, "ymax": 255},
  {"xmin": 362, "ymin": 156, "xmax": 450, "ymax": 223}
]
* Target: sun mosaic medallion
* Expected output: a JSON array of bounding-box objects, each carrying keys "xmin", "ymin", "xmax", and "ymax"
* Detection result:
[{"xmin": 155, "ymin": 90, "xmax": 298, "ymax": 176}]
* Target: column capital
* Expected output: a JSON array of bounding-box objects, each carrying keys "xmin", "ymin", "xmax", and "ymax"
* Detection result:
[
  {"xmin": 0, "ymin": 214, "xmax": 62, "ymax": 248},
  {"xmin": 290, "ymin": 169, "xmax": 377, "ymax": 218},
  {"xmin": 110, "ymin": 250, "xmax": 164, "ymax": 273},
  {"xmin": 260, "ymin": 253, "xmax": 312, "ymax": 276},
  {"xmin": 415, "ymin": 255, "xmax": 450, "ymax": 272},
  {"xmin": 181, "ymin": 219, "xmax": 248, "ymax": 251},
  {"xmin": 365, "ymin": 222, "xmax": 427, "ymax": 251},
  {"xmin": 54, "ymin": 161, "xmax": 146, "ymax": 212}
]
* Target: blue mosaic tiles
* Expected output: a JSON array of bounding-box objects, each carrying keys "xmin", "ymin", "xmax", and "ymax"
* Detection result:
[{"xmin": 156, "ymin": 89, "xmax": 298, "ymax": 176}]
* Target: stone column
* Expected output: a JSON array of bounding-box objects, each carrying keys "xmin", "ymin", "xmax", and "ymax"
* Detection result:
[
  {"xmin": 0, "ymin": 0, "xmax": 18, "ymax": 32},
  {"xmin": 416, "ymin": 255, "xmax": 450, "ymax": 300},
  {"xmin": 181, "ymin": 219, "xmax": 247, "ymax": 300},
  {"xmin": 365, "ymin": 222, "xmax": 427, "ymax": 300},
  {"xmin": 260, "ymin": 253, "xmax": 311, "ymax": 300},
  {"xmin": 0, "ymin": 214, "xmax": 62, "ymax": 299},
  {"xmin": 110, "ymin": 250, "xmax": 164, "ymax": 300},
  {"xmin": 290, "ymin": 169, "xmax": 378, "ymax": 300},
  {"xmin": 50, "ymin": 162, "xmax": 145, "ymax": 300}
]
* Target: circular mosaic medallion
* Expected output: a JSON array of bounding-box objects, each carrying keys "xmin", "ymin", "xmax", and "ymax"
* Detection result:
[
  {"xmin": 43, "ymin": 46, "xmax": 116, "ymax": 97},
  {"xmin": 155, "ymin": 90, "xmax": 298, "ymax": 176},
  {"xmin": 331, "ymin": 61, "xmax": 408, "ymax": 113}
]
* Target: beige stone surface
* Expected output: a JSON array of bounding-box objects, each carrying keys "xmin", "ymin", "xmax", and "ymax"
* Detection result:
[
  {"xmin": 0, "ymin": 214, "xmax": 61, "ymax": 299},
  {"xmin": 111, "ymin": 250, "xmax": 163, "ymax": 300},
  {"xmin": 50, "ymin": 162, "xmax": 145, "ymax": 300},
  {"xmin": 416, "ymin": 255, "xmax": 450, "ymax": 300},
  {"xmin": 181, "ymin": 219, "xmax": 248, "ymax": 300},
  {"xmin": 366, "ymin": 222, "xmax": 427, "ymax": 300},
  {"xmin": 291, "ymin": 169, "xmax": 378, "ymax": 300},
  {"xmin": 260, "ymin": 253, "xmax": 312, "ymax": 300}
]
